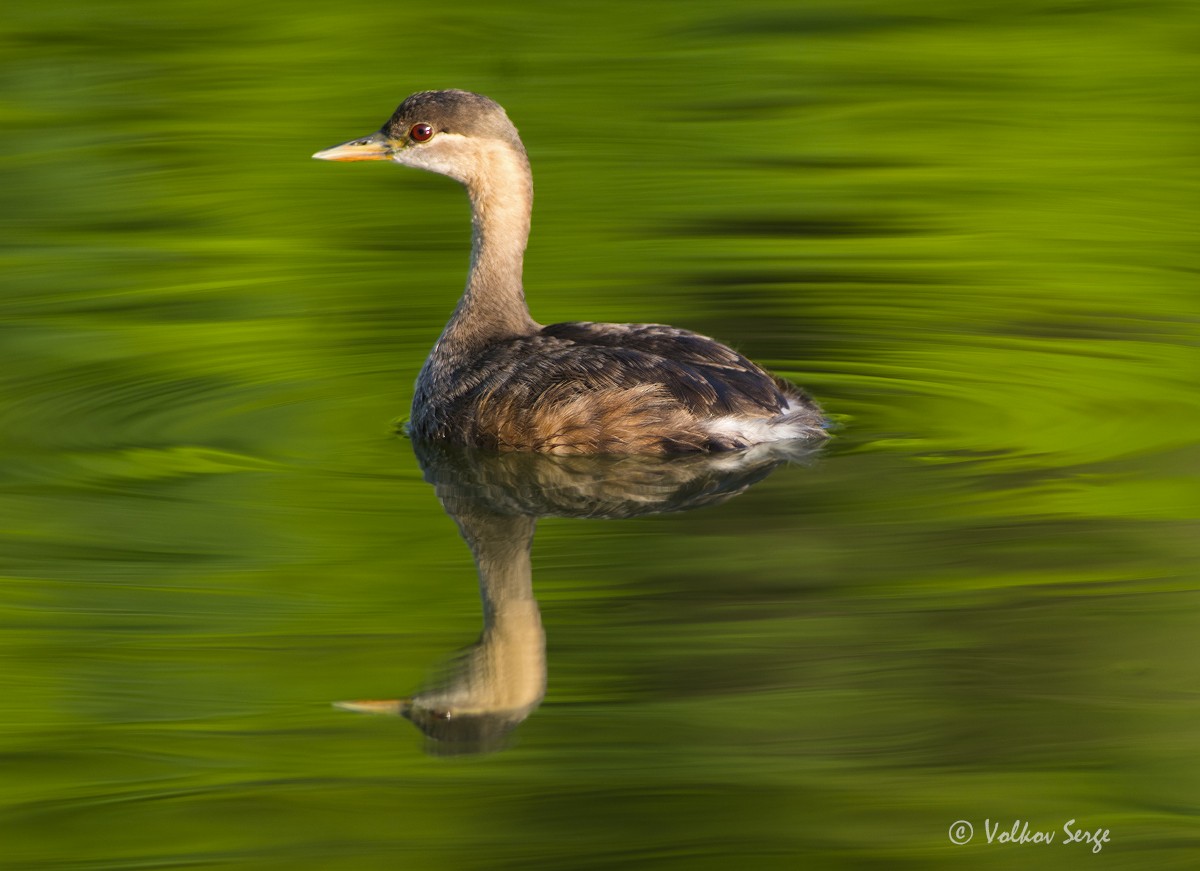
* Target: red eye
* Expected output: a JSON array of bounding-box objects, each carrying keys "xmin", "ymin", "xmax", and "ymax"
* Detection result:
[{"xmin": 410, "ymin": 123, "xmax": 434, "ymax": 142}]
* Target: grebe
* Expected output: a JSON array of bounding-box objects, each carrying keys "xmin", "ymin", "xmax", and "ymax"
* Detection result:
[{"xmin": 314, "ymin": 90, "xmax": 826, "ymax": 455}]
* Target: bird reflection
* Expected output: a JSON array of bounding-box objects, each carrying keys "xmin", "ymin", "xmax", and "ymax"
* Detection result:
[{"xmin": 336, "ymin": 439, "xmax": 820, "ymax": 754}]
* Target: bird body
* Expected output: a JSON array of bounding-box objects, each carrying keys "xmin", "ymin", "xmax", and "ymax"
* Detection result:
[{"xmin": 315, "ymin": 90, "xmax": 826, "ymax": 455}]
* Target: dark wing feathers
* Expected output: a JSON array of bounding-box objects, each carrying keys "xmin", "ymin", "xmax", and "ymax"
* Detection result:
[{"xmin": 533, "ymin": 322, "xmax": 791, "ymax": 416}]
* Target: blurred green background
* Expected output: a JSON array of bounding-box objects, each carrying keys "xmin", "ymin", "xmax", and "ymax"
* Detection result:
[{"xmin": 2, "ymin": 0, "xmax": 1198, "ymax": 868}]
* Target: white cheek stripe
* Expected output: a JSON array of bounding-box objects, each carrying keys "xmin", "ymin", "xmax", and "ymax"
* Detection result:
[{"xmin": 392, "ymin": 133, "xmax": 482, "ymax": 182}]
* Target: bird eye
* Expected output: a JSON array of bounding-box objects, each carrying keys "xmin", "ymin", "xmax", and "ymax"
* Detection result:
[{"xmin": 410, "ymin": 123, "xmax": 434, "ymax": 142}]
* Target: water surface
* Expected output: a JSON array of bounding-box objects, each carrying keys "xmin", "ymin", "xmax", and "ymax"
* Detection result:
[{"xmin": 2, "ymin": 1, "xmax": 1198, "ymax": 868}]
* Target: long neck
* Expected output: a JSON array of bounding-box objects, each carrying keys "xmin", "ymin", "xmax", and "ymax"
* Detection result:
[{"xmin": 437, "ymin": 143, "xmax": 539, "ymax": 355}]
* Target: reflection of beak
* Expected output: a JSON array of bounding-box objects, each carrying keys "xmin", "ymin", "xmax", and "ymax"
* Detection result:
[
  {"xmin": 312, "ymin": 130, "xmax": 396, "ymax": 162},
  {"xmin": 333, "ymin": 698, "xmax": 411, "ymax": 716}
]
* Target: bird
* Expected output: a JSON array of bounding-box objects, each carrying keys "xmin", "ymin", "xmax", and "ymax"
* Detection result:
[{"xmin": 313, "ymin": 90, "xmax": 826, "ymax": 455}]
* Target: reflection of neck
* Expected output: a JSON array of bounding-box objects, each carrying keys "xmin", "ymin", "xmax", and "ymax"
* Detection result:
[
  {"xmin": 434, "ymin": 507, "xmax": 545, "ymax": 717},
  {"xmin": 332, "ymin": 490, "xmax": 545, "ymax": 747}
]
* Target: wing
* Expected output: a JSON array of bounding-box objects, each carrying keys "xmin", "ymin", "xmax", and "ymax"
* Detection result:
[{"xmin": 535, "ymin": 321, "xmax": 795, "ymax": 416}]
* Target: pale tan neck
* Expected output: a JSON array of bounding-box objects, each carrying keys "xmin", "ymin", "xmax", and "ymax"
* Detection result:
[{"xmin": 438, "ymin": 142, "xmax": 539, "ymax": 354}]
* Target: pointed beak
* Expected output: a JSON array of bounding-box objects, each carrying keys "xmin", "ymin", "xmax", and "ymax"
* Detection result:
[{"xmin": 312, "ymin": 130, "xmax": 397, "ymax": 162}]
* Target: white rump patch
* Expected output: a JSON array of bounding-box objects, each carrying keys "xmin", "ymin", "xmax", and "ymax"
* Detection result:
[
  {"xmin": 702, "ymin": 400, "xmax": 825, "ymax": 447},
  {"xmin": 704, "ymin": 415, "xmax": 819, "ymax": 444}
]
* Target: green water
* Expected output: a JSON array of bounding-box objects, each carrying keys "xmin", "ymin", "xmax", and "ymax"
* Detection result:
[{"xmin": 2, "ymin": 0, "xmax": 1198, "ymax": 867}]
